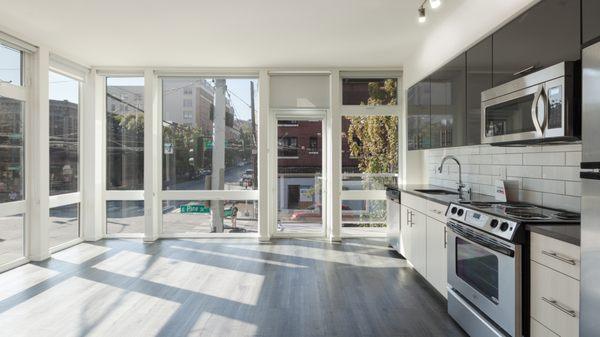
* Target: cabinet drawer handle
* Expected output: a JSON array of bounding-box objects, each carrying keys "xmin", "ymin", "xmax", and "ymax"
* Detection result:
[
  {"xmin": 431, "ymin": 209, "xmax": 442, "ymax": 215},
  {"xmin": 541, "ymin": 250, "xmax": 577, "ymax": 265},
  {"xmin": 541, "ymin": 297, "xmax": 577, "ymax": 318}
]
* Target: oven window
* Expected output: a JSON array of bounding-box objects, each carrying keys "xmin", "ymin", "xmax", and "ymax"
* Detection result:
[
  {"xmin": 456, "ymin": 237, "xmax": 499, "ymax": 302},
  {"xmin": 485, "ymin": 94, "xmax": 535, "ymax": 137}
]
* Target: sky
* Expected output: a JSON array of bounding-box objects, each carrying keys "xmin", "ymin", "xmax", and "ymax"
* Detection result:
[{"xmin": 3, "ymin": 42, "xmax": 259, "ymax": 122}]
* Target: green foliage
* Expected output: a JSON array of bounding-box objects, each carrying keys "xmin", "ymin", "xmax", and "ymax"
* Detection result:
[{"xmin": 347, "ymin": 79, "xmax": 399, "ymax": 174}]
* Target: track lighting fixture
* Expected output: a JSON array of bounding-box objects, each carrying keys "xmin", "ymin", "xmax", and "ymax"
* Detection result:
[
  {"xmin": 418, "ymin": 6, "xmax": 426, "ymax": 23},
  {"xmin": 418, "ymin": 0, "xmax": 441, "ymax": 23}
]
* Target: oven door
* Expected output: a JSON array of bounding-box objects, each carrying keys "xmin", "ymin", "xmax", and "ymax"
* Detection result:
[
  {"xmin": 447, "ymin": 221, "xmax": 522, "ymax": 337},
  {"xmin": 481, "ymin": 83, "xmax": 546, "ymax": 144}
]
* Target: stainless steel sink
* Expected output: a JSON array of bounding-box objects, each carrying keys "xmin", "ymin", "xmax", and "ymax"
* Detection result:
[{"xmin": 414, "ymin": 188, "xmax": 459, "ymax": 195}]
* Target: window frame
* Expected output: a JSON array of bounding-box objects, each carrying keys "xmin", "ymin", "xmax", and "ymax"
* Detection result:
[
  {"xmin": 47, "ymin": 63, "xmax": 85, "ymax": 250},
  {"xmin": 339, "ymin": 75, "xmax": 402, "ymax": 237},
  {"xmin": 0, "ymin": 39, "xmax": 29, "ymax": 271},
  {"xmin": 102, "ymin": 73, "xmax": 146, "ymax": 238},
  {"xmin": 158, "ymin": 75, "xmax": 260, "ymax": 237}
]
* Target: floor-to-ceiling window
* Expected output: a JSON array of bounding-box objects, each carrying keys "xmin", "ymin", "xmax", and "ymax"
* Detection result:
[
  {"xmin": 48, "ymin": 70, "xmax": 81, "ymax": 249},
  {"xmin": 160, "ymin": 77, "xmax": 259, "ymax": 235},
  {"xmin": 0, "ymin": 43, "xmax": 26, "ymax": 266},
  {"xmin": 340, "ymin": 76, "xmax": 399, "ymax": 237},
  {"xmin": 105, "ymin": 76, "xmax": 145, "ymax": 235}
]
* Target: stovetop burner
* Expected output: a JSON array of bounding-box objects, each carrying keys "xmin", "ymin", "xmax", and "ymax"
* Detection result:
[
  {"xmin": 504, "ymin": 209, "xmax": 552, "ymax": 220},
  {"xmin": 555, "ymin": 211, "xmax": 581, "ymax": 220}
]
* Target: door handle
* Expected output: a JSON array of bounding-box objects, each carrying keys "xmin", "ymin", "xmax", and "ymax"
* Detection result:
[
  {"xmin": 541, "ymin": 297, "xmax": 577, "ymax": 317},
  {"xmin": 531, "ymin": 85, "xmax": 547, "ymax": 135},
  {"xmin": 541, "ymin": 250, "xmax": 577, "ymax": 265}
]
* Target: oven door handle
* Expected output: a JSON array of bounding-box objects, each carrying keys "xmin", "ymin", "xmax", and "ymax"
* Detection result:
[{"xmin": 447, "ymin": 223, "xmax": 515, "ymax": 257}]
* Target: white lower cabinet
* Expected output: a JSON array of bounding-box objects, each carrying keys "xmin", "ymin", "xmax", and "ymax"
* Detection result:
[
  {"xmin": 426, "ymin": 217, "xmax": 447, "ymax": 298},
  {"xmin": 530, "ymin": 317, "xmax": 560, "ymax": 337},
  {"xmin": 409, "ymin": 209, "xmax": 427, "ymax": 276},
  {"xmin": 400, "ymin": 195, "xmax": 448, "ymax": 298},
  {"xmin": 529, "ymin": 232, "xmax": 580, "ymax": 337}
]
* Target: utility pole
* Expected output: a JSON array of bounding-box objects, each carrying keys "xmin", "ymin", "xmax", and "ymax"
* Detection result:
[{"xmin": 250, "ymin": 81, "xmax": 257, "ymax": 189}]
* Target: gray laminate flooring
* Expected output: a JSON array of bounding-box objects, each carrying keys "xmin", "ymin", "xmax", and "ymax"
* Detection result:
[{"xmin": 0, "ymin": 238, "xmax": 467, "ymax": 337}]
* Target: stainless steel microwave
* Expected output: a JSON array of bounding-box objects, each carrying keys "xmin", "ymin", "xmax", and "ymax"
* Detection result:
[{"xmin": 481, "ymin": 62, "xmax": 579, "ymax": 145}]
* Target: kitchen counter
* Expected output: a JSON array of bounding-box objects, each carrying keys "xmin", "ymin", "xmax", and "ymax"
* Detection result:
[
  {"xmin": 526, "ymin": 224, "xmax": 581, "ymax": 246},
  {"xmin": 397, "ymin": 184, "xmax": 497, "ymax": 206}
]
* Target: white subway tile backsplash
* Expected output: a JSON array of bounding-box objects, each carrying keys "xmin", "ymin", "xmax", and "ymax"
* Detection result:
[
  {"xmin": 565, "ymin": 181, "xmax": 582, "ymax": 197},
  {"xmin": 542, "ymin": 166, "xmax": 580, "ymax": 181},
  {"xmin": 522, "ymin": 178, "xmax": 565, "ymax": 194},
  {"xmin": 523, "ymin": 152, "xmax": 565, "ymax": 166},
  {"xmin": 541, "ymin": 144, "xmax": 582, "ymax": 153},
  {"xmin": 423, "ymin": 144, "xmax": 582, "ymax": 211},
  {"xmin": 506, "ymin": 165, "xmax": 542, "ymax": 178},
  {"xmin": 492, "ymin": 154, "xmax": 523, "ymax": 165},
  {"xmin": 542, "ymin": 193, "xmax": 581, "ymax": 212},
  {"xmin": 520, "ymin": 190, "xmax": 543, "ymax": 205},
  {"xmin": 565, "ymin": 152, "xmax": 582, "ymax": 166}
]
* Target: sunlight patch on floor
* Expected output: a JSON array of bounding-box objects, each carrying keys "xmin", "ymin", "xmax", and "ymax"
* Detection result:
[
  {"xmin": 138, "ymin": 254, "xmax": 265, "ymax": 306},
  {"xmin": 0, "ymin": 276, "xmax": 180, "ymax": 337},
  {"xmin": 0, "ymin": 264, "xmax": 59, "ymax": 301},
  {"xmin": 52, "ymin": 243, "xmax": 112, "ymax": 265}
]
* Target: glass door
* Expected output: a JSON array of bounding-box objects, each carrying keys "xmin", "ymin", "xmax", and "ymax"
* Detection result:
[{"xmin": 275, "ymin": 117, "xmax": 325, "ymax": 235}]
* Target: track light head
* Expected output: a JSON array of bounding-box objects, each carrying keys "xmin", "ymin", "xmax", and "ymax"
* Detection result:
[{"xmin": 418, "ymin": 6, "xmax": 426, "ymax": 23}]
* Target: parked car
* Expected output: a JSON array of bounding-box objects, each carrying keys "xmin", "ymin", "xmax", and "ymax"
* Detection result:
[{"xmin": 290, "ymin": 204, "xmax": 356, "ymax": 221}]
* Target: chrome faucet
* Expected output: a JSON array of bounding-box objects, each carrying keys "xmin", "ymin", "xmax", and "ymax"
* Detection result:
[{"xmin": 438, "ymin": 155, "xmax": 470, "ymax": 200}]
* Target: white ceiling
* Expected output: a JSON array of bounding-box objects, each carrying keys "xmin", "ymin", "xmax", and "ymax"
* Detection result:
[{"xmin": 0, "ymin": 0, "xmax": 465, "ymax": 68}]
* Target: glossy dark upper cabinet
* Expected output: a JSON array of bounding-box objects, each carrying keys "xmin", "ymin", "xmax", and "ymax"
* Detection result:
[
  {"xmin": 583, "ymin": 0, "xmax": 600, "ymax": 46},
  {"xmin": 430, "ymin": 54, "xmax": 466, "ymax": 148},
  {"xmin": 407, "ymin": 79, "xmax": 431, "ymax": 150},
  {"xmin": 492, "ymin": 0, "xmax": 580, "ymax": 86},
  {"xmin": 466, "ymin": 36, "xmax": 493, "ymax": 145}
]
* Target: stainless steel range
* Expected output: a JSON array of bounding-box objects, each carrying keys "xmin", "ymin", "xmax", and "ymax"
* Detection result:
[{"xmin": 445, "ymin": 201, "xmax": 580, "ymax": 337}]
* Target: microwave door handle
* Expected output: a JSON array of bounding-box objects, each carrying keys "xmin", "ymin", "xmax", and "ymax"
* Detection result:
[
  {"xmin": 531, "ymin": 85, "xmax": 544, "ymax": 135},
  {"xmin": 540, "ymin": 86, "xmax": 548, "ymax": 131}
]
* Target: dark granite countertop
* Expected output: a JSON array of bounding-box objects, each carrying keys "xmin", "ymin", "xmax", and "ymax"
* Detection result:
[
  {"xmin": 396, "ymin": 184, "xmax": 497, "ymax": 206},
  {"xmin": 525, "ymin": 224, "xmax": 581, "ymax": 246},
  {"xmin": 392, "ymin": 184, "xmax": 581, "ymax": 245}
]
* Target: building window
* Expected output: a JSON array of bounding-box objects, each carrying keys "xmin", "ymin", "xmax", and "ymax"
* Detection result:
[
  {"xmin": 0, "ymin": 214, "xmax": 24, "ymax": 265},
  {"xmin": 0, "ymin": 44, "xmax": 22, "ymax": 86},
  {"xmin": 183, "ymin": 110, "xmax": 192, "ymax": 120},
  {"xmin": 106, "ymin": 77, "xmax": 144, "ymax": 191},
  {"xmin": 308, "ymin": 137, "xmax": 318, "ymax": 153},
  {"xmin": 183, "ymin": 87, "xmax": 193, "ymax": 95},
  {"xmin": 342, "ymin": 78, "xmax": 398, "ymax": 106},
  {"xmin": 183, "ymin": 99, "xmax": 192, "ymax": 107},
  {"xmin": 278, "ymin": 136, "xmax": 298, "ymax": 157},
  {"xmin": 49, "ymin": 71, "xmax": 79, "ymax": 196}
]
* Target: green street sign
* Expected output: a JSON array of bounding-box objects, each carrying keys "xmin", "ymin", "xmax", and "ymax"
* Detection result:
[
  {"xmin": 180, "ymin": 204, "xmax": 210, "ymax": 214},
  {"xmin": 204, "ymin": 139, "xmax": 213, "ymax": 149}
]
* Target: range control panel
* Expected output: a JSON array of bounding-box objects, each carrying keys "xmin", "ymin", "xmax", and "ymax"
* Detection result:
[{"xmin": 445, "ymin": 203, "xmax": 518, "ymax": 241}]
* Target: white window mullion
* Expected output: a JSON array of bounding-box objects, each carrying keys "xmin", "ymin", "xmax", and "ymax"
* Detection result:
[{"xmin": 27, "ymin": 46, "xmax": 50, "ymax": 261}]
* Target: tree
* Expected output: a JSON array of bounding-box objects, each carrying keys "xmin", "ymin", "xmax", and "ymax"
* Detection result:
[{"xmin": 346, "ymin": 79, "xmax": 399, "ymax": 175}]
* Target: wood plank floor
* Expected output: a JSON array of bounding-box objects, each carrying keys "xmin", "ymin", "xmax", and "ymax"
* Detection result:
[{"xmin": 0, "ymin": 238, "xmax": 467, "ymax": 337}]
